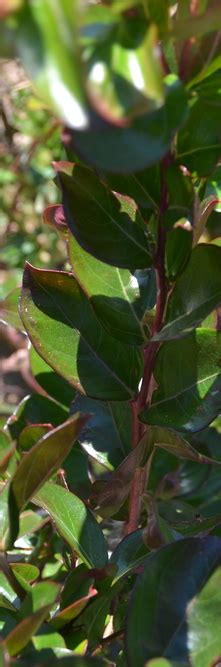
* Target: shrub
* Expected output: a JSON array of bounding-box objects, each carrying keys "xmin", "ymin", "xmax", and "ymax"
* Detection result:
[{"xmin": 2, "ymin": 1, "xmax": 221, "ymax": 665}]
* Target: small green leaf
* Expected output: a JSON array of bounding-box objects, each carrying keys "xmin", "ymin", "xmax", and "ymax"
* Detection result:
[
  {"xmin": 58, "ymin": 163, "xmax": 151, "ymax": 270},
  {"xmin": 19, "ymin": 424, "xmax": 53, "ymax": 452},
  {"xmin": 10, "ymin": 413, "xmax": 87, "ymax": 513},
  {"xmin": 126, "ymin": 536, "xmax": 221, "ymax": 666},
  {"xmin": 149, "ymin": 426, "xmax": 221, "ymax": 464},
  {"xmin": 142, "ymin": 329, "xmax": 221, "ymax": 432},
  {"xmin": 11, "ymin": 564, "xmax": 39, "ymax": 591},
  {"xmin": 20, "ymin": 263, "xmax": 143, "ymax": 401},
  {"xmin": 155, "ymin": 245, "xmax": 221, "ymax": 341},
  {"xmin": 18, "ymin": 510, "xmax": 48, "ymax": 538},
  {"xmin": 33, "ymin": 482, "xmax": 108, "ymax": 569}
]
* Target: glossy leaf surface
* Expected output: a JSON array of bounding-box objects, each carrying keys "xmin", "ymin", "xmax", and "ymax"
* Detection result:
[
  {"xmin": 142, "ymin": 329, "xmax": 221, "ymax": 432},
  {"xmin": 71, "ymin": 394, "xmax": 132, "ymax": 469},
  {"xmin": 34, "ymin": 482, "xmax": 108, "ymax": 569},
  {"xmin": 20, "ymin": 264, "xmax": 142, "ymax": 400},
  {"xmin": 69, "ymin": 234, "xmax": 155, "ymax": 345},
  {"xmin": 155, "ymin": 245, "xmax": 221, "ymax": 341},
  {"xmin": 110, "ymin": 529, "xmax": 149, "ymax": 582},
  {"xmin": 58, "ymin": 163, "xmax": 151, "ymax": 270},
  {"xmin": 126, "ymin": 536, "xmax": 221, "ymax": 666}
]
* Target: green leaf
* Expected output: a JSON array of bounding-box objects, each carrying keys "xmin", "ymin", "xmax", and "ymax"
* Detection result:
[
  {"xmin": 155, "ymin": 245, "xmax": 221, "ymax": 341},
  {"xmin": 126, "ymin": 536, "xmax": 221, "ymax": 666},
  {"xmin": 58, "ymin": 163, "xmax": 151, "ymax": 270},
  {"xmin": 11, "ymin": 564, "xmax": 39, "ymax": 592},
  {"xmin": 205, "ymin": 165, "xmax": 221, "ymax": 213},
  {"xmin": 142, "ymin": 329, "xmax": 221, "ymax": 432},
  {"xmin": 177, "ymin": 74, "xmax": 221, "ymax": 176},
  {"xmin": 158, "ymin": 499, "xmax": 221, "ymax": 538},
  {"xmin": 4, "ymin": 582, "xmax": 60, "ymax": 657},
  {"xmin": 149, "ymin": 425, "xmax": 221, "ymax": 464},
  {"xmin": 14, "ymin": 0, "xmax": 89, "ymax": 129},
  {"xmin": 30, "ymin": 346, "xmax": 76, "ymax": 408},
  {"xmin": 50, "ymin": 587, "xmax": 97, "ymax": 629},
  {"xmin": 69, "ymin": 233, "xmax": 155, "ymax": 345},
  {"xmin": 33, "ymin": 482, "xmax": 108, "ymax": 569},
  {"xmin": 165, "ymin": 225, "xmax": 192, "ymax": 281},
  {"xmin": 0, "ymin": 432, "xmax": 15, "ymax": 474},
  {"xmin": 18, "ymin": 510, "xmax": 48, "ymax": 538},
  {"xmin": 10, "ymin": 413, "xmax": 87, "ymax": 513},
  {"xmin": 7, "ymin": 394, "xmax": 68, "ymax": 442},
  {"xmin": 67, "ymin": 74, "xmax": 187, "ymax": 173},
  {"xmin": 0, "ymin": 288, "xmax": 23, "ymax": 331},
  {"xmin": 104, "ymin": 164, "xmax": 160, "ymax": 211},
  {"xmin": 86, "ymin": 21, "xmax": 164, "ymax": 123},
  {"xmin": 20, "ymin": 263, "xmax": 143, "ymax": 401},
  {"xmin": 110, "ymin": 529, "xmax": 149, "ymax": 582},
  {"xmin": 71, "ymin": 395, "xmax": 132, "ymax": 469},
  {"xmin": 19, "ymin": 424, "xmax": 53, "ymax": 452},
  {"xmin": 0, "ymin": 484, "xmax": 17, "ymax": 552}
]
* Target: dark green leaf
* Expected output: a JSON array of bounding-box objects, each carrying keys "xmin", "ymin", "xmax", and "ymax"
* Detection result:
[
  {"xmin": 126, "ymin": 536, "xmax": 221, "ymax": 666},
  {"xmin": 71, "ymin": 394, "xmax": 132, "ymax": 469},
  {"xmin": 33, "ymin": 482, "xmax": 108, "ymax": 569},
  {"xmin": 142, "ymin": 329, "xmax": 221, "ymax": 432},
  {"xmin": 149, "ymin": 425, "xmax": 221, "ymax": 464},
  {"xmin": 104, "ymin": 165, "xmax": 160, "ymax": 211},
  {"xmin": 58, "ymin": 162, "xmax": 151, "ymax": 270},
  {"xmin": 110, "ymin": 529, "xmax": 149, "ymax": 582},
  {"xmin": 155, "ymin": 245, "xmax": 221, "ymax": 341},
  {"xmin": 30, "ymin": 347, "xmax": 76, "ymax": 408},
  {"xmin": 20, "ymin": 264, "xmax": 143, "ymax": 401},
  {"xmin": 7, "ymin": 394, "xmax": 68, "ymax": 442},
  {"xmin": 69, "ymin": 233, "xmax": 155, "ymax": 344},
  {"xmin": 35, "ymin": 658, "xmax": 106, "ymax": 666},
  {"xmin": 67, "ymin": 75, "xmax": 187, "ymax": 173},
  {"xmin": 165, "ymin": 225, "xmax": 192, "ymax": 281}
]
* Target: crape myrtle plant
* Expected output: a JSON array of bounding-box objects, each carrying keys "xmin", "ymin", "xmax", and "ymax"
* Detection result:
[{"xmin": 3, "ymin": 1, "xmax": 221, "ymax": 666}]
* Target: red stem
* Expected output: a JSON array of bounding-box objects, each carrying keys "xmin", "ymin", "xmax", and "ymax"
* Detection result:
[{"xmin": 127, "ymin": 158, "xmax": 170, "ymax": 532}]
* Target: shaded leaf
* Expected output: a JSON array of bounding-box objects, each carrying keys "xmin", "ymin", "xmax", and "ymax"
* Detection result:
[
  {"xmin": 155, "ymin": 245, "xmax": 221, "ymax": 341},
  {"xmin": 7, "ymin": 394, "xmax": 68, "ymax": 442},
  {"xmin": 19, "ymin": 424, "xmax": 53, "ymax": 452},
  {"xmin": 149, "ymin": 425, "xmax": 221, "ymax": 464},
  {"xmin": 20, "ymin": 263, "xmax": 143, "ymax": 401},
  {"xmin": 126, "ymin": 536, "xmax": 221, "ymax": 666},
  {"xmin": 18, "ymin": 510, "xmax": 48, "ymax": 539},
  {"xmin": 30, "ymin": 347, "xmax": 76, "ymax": 408},
  {"xmin": 142, "ymin": 329, "xmax": 221, "ymax": 432},
  {"xmin": 50, "ymin": 587, "xmax": 97, "ymax": 629},
  {"xmin": 165, "ymin": 225, "xmax": 192, "ymax": 282},
  {"xmin": 33, "ymin": 482, "xmax": 108, "ymax": 569},
  {"xmin": 58, "ymin": 162, "xmax": 151, "ymax": 271},
  {"xmin": 110, "ymin": 529, "xmax": 149, "ymax": 582},
  {"xmin": 71, "ymin": 394, "xmax": 132, "ymax": 469}
]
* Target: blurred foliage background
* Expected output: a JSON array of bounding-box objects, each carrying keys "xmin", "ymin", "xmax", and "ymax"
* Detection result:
[{"xmin": 0, "ymin": 59, "xmax": 66, "ymax": 417}]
